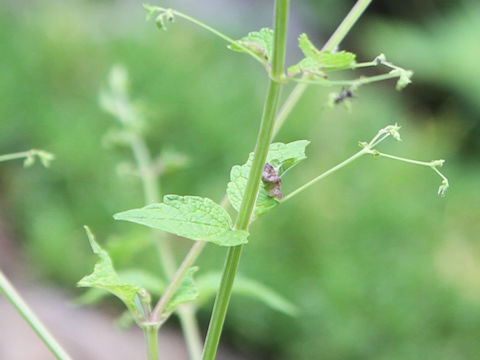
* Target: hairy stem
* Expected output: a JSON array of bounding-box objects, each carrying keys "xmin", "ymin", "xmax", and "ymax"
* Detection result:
[
  {"xmin": 0, "ymin": 271, "xmax": 73, "ymax": 360},
  {"xmin": 201, "ymin": 1, "xmax": 289, "ymax": 359}
]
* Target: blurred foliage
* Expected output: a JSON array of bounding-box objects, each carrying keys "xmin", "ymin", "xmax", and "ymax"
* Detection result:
[{"xmin": 1, "ymin": 1, "xmax": 480, "ymax": 359}]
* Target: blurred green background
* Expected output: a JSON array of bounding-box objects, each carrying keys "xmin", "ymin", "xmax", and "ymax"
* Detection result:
[{"xmin": 1, "ymin": 0, "xmax": 480, "ymax": 359}]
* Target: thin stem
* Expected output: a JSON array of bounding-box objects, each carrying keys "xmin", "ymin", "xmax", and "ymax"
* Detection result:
[
  {"xmin": 128, "ymin": 132, "xmax": 202, "ymax": 360},
  {"xmin": 289, "ymin": 72, "xmax": 401, "ymax": 87},
  {"xmin": 177, "ymin": 304, "xmax": 203, "ymax": 360},
  {"xmin": 152, "ymin": 241, "xmax": 206, "ymax": 320},
  {"xmin": 152, "ymin": 7, "xmax": 265, "ymax": 65},
  {"xmin": 143, "ymin": 324, "xmax": 160, "ymax": 360},
  {"xmin": 281, "ymin": 148, "xmax": 368, "ymax": 203},
  {"xmin": 0, "ymin": 271, "xmax": 73, "ymax": 360},
  {"xmin": 374, "ymin": 152, "xmax": 439, "ymax": 167},
  {"xmin": 0, "ymin": 150, "xmax": 34, "ymax": 163},
  {"xmin": 321, "ymin": 0, "xmax": 373, "ymax": 52},
  {"xmin": 273, "ymin": 83, "xmax": 308, "ymax": 136},
  {"xmin": 201, "ymin": 1, "xmax": 289, "ymax": 359},
  {"xmin": 271, "ymin": 0, "xmax": 373, "ymax": 140},
  {"xmin": 372, "ymin": 151, "xmax": 449, "ymax": 192},
  {"xmin": 281, "ymin": 125, "xmax": 399, "ymax": 203}
]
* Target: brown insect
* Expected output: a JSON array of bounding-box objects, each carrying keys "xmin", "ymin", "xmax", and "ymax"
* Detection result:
[{"xmin": 262, "ymin": 163, "xmax": 283, "ymax": 199}]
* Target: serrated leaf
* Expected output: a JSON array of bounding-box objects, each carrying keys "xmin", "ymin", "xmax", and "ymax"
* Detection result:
[
  {"xmin": 77, "ymin": 227, "xmax": 144, "ymax": 314},
  {"xmin": 114, "ymin": 195, "xmax": 248, "ymax": 246},
  {"xmin": 165, "ymin": 267, "xmax": 199, "ymax": 313},
  {"xmin": 197, "ymin": 272, "xmax": 297, "ymax": 316},
  {"xmin": 76, "ymin": 267, "xmax": 166, "ymax": 307},
  {"xmin": 229, "ymin": 28, "xmax": 274, "ymax": 62},
  {"xmin": 298, "ymin": 33, "xmax": 320, "ymax": 59},
  {"xmin": 227, "ymin": 141, "xmax": 310, "ymax": 217},
  {"xmin": 290, "ymin": 34, "xmax": 356, "ymax": 77}
]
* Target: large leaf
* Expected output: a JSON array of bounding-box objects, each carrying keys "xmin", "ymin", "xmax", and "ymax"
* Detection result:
[
  {"xmin": 229, "ymin": 28, "xmax": 274, "ymax": 63},
  {"xmin": 77, "ymin": 227, "xmax": 145, "ymax": 314},
  {"xmin": 197, "ymin": 272, "xmax": 297, "ymax": 316},
  {"xmin": 227, "ymin": 141, "xmax": 310, "ymax": 216},
  {"xmin": 114, "ymin": 195, "xmax": 248, "ymax": 246},
  {"xmin": 165, "ymin": 267, "xmax": 199, "ymax": 313}
]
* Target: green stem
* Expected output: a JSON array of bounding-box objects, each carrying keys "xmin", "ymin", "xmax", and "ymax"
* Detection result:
[
  {"xmin": 289, "ymin": 72, "xmax": 401, "ymax": 87},
  {"xmin": 273, "ymin": 83, "xmax": 308, "ymax": 137},
  {"xmin": 128, "ymin": 133, "xmax": 202, "ymax": 360},
  {"xmin": 0, "ymin": 150, "xmax": 34, "ymax": 163},
  {"xmin": 152, "ymin": 241, "xmax": 206, "ymax": 321},
  {"xmin": 271, "ymin": 0, "xmax": 373, "ymax": 140},
  {"xmin": 321, "ymin": 0, "xmax": 373, "ymax": 51},
  {"xmin": 375, "ymin": 152, "xmax": 440, "ymax": 167},
  {"xmin": 201, "ymin": 1, "xmax": 289, "ymax": 359},
  {"xmin": 281, "ymin": 125, "xmax": 400, "ymax": 203},
  {"xmin": 143, "ymin": 324, "xmax": 160, "ymax": 360},
  {"xmin": 153, "ymin": 7, "xmax": 265, "ymax": 65},
  {"xmin": 281, "ymin": 148, "xmax": 368, "ymax": 203},
  {"xmin": 0, "ymin": 271, "xmax": 73, "ymax": 360}
]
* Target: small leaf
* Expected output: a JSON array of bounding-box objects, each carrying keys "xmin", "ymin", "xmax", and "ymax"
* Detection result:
[
  {"xmin": 77, "ymin": 227, "xmax": 145, "ymax": 314},
  {"xmin": 165, "ymin": 267, "xmax": 199, "ymax": 313},
  {"xmin": 287, "ymin": 57, "xmax": 326, "ymax": 78},
  {"xmin": 289, "ymin": 34, "xmax": 356, "ymax": 77},
  {"xmin": 227, "ymin": 141, "xmax": 310, "ymax": 216},
  {"xmin": 229, "ymin": 28, "xmax": 274, "ymax": 63},
  {"xmin": 318, "ymin": 50, "xmax": 356, "ymax": 69},
  {"xmin": 197, "ymin": 272, "xmax": 297, "ymax": 316},
  {"xmin": 76, "ymin": 269, "xmax": 165, "ymax": 306},
  {"xmin": 114, "ymin": 195, "xmax": 248, "ymax": 246},
  {"xmin": 298, "ymin": 33, "xmax": 319, "ymax": 59}
]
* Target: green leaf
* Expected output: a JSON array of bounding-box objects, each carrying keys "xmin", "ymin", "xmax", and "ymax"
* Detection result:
[
  {"xmin": 287, "ymin": 57, "xmax": 327, "ymax": 78},
  {"xmin": 298, "ymin": 33, "xmax": 320, "ymax": 59},
  {"xmin": 77, "ymin": 227, "xmax": 145, "ymax": 314},
  {"xmin": 227, "ymin": 141, "xmax": 310, "ymax": 216},
  {"xmin": 113, "ymin": 195, "xmax": 248, "ymax": 246},
  {"xmin": 165, "ymin": 267, "xmax": 199, "ymax": 313},
  {"xmin": 76, "ymin": 267, "xmax": 165, "ymax": 307},
  {"xmin": 289, "ymin": 34, "xmax": 356, "ymax": 77},
  {"xmin": 229, "ymin": 28, "xmax": 274, "ymax": 62},
  {"xmin": 196, "ymin": 272, "xmax": 297, "ymax": 316},
  {"xmin": 318, "ymin": 50, "xmax": 356, "ymax": 69}
]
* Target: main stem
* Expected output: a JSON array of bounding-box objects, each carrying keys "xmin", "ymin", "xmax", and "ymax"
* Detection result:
[
  {"xmin": 0, "ymin": 271, "xmax": 73, "ymax": 360},
  {"xmin": 201, "ymin": 1, "xmax": 289, "ymax": 359}
]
